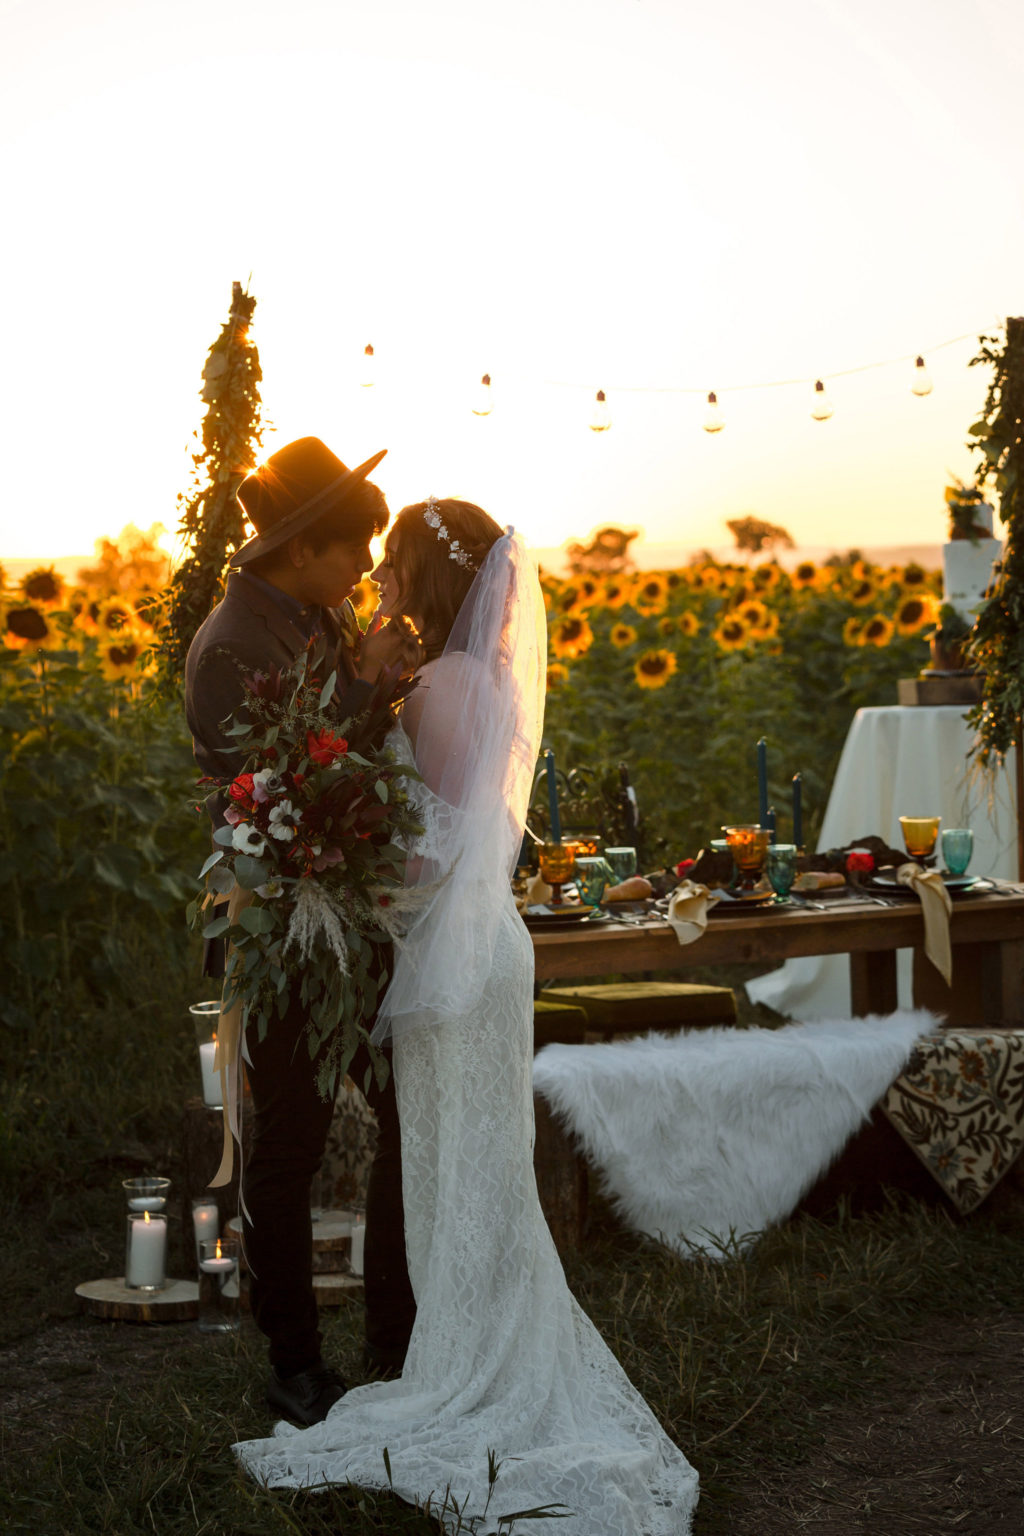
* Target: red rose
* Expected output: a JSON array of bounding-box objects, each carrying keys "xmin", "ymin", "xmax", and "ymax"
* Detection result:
[
  {"xmin": 228, "ymin": 773, "xmax": 255, "ymax": 802},
  {"xmin": 307, "ymin": 728, "xmax": 349, "ymax": 767},
  {"xmin": 675, "ymin": 857, "xmax": 696, "ymax": 880},
  {"xmin": 846, "ymin": 850, "xmax": 875, "ymax": 874}
]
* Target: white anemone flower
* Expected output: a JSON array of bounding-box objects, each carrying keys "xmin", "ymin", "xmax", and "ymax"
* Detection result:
[
  {"xmin": 256, "ymin": 875, "xmax": 285, "ymax": 899},
  {"xmin": 268, "ymin": 799, "xmax": 300, "ymax": 841},
  {"xmin": 232, "ymin": 823, "xmax": 267, "ymax": 857}
]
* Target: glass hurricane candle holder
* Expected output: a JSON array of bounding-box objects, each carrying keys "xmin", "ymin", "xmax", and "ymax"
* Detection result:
[
  {"xmin": 198, "ymin": 1237, "xmax": 241, "ymax": 1333},
  {"xmin": 538, "ymin": 842, "xmax": 576, "ymax": 905},
  {"xmin": 125, "ymin": 1210, "xmax": 167, "ymax": 1291},
  {"xmin": 191, "ymin": 1196, "xmax": 219, "ymax": 1264},
  {"xmin": 899, "ymin": 816, "xmax": 941, "ymax": 862},
  {"xmin": 940, "ymin": 827, "xmax": 973, "ymax": 876},
  {"xmin": 191, "ymin": 1001, "xmax": 223, "ymax": 1109},
  {"xmin": 122, "ymin": 1177, "xmax": 170, "ymax": 1213},
  {"xmin": 765, "ymin": 843, "xmax": 799, "ymax": 902},
  {"xmin": 723, "ymin": 825, "xmax": 772, "ymax": 892}
]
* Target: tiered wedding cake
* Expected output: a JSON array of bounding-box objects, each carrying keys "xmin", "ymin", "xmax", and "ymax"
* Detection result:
[{"xmin": 942, "ymin": 499, "xmax": 1001, "ymax": 622}]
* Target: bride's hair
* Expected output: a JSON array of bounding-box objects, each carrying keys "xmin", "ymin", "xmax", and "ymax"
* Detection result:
[{"xmin": 392, "ymin": 499, "xmax": 503, "ymax": 660}]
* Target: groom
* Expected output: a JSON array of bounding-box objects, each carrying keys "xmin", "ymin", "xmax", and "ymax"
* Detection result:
[{"xmin": 185, "ymin": 436, "xmax": 418, "ymax": 1425}]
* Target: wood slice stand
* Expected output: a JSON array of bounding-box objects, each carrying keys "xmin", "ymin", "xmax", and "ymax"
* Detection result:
[
  {"xmin": 75, "ymin": 1277, "xmax": 199, "ymax": 1322},
  {"xmin": 226, "ymin": 1211, "xmax": 364, "ymax": 1306}
]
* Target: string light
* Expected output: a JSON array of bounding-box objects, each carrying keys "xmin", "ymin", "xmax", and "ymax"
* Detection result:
[
  {"xmin": 811, "ymin": 379, "xmax": 834, "ymax": 421},
  {"xmin": 360, "ymin": 343, "xmax": 375, "ymax": 388},
  {"xmin": 702, "ymin": 391, "xmax": 724, "ymax": 433},
  {"xmin": 589, "ymin": 389, "xmax": 611, "ymax": 432},
  {"xmin": 471, "ymin": 373, "xmax": 493, "ymax": 416},
  {"xmin": 911, "ymin": 355, "xmax": 933, "ymax": 396}
]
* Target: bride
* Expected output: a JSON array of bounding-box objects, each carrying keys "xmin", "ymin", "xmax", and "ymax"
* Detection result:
[{"xmin": 234, "ymin": 500, "xmax": 699, "ymax": 1534}]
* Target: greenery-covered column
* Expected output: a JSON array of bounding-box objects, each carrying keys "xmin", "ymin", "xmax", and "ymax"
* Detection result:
[
  {"xmin": 156, "ymin": 282, "xmax": 265, "ymax": 692},
  {"xmin": 965, "ymin": 316, "xmax": 1024, "ymax": 874}
]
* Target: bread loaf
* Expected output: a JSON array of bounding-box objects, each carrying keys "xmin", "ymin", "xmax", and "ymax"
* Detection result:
[
  {"xmin": 603, "ymin": 876, "xmax": 653, "ymax": 902},
  {"xmin": 792, "ymin": 871, "xmax": 846, "ymax": 892}
]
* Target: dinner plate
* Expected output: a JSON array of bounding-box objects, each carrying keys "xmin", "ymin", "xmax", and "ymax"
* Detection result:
[
  {"xmin": 866, "ymin": 870, "xmax": 982, "ymax": 895},
  {"xmin": 522, "ymin": 904, "xmax": 600, "ymax": 928},
  {"xmin": 708, "ymin": 893, "xmax": 776, "ymax": 916}
]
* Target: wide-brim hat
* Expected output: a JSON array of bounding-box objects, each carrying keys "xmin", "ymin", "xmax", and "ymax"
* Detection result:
[{"xmin": 232, "ymin": 436, "xmax": 387, "ymax": 568}]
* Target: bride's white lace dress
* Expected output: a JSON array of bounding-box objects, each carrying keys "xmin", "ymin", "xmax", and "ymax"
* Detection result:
[{"xmin": 234, "ymin": 725, "xmax": 698, "ymax": 1533}]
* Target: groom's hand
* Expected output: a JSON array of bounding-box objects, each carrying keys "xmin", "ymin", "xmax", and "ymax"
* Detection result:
[{"xmin": 358, "ymin": 613, "xmax": 422, "ymax": 681}]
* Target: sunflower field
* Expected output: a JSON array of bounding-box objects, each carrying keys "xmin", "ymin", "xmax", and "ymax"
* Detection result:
[{"xmin": 540, "ymin": 554, "xmax": 942, "ymax": 861}]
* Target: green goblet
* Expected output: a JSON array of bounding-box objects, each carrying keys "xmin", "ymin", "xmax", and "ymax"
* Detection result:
[
  {"xmin": 574, "ymin": 856, "xmax": 615, "ymax": 906},
  {"xmin": 765, "ymin": 842, "xmax": 799, "ymax": 902},
  {"xmin": 940, "ymin": 828, "xmax": 973, "ymax": 877}
]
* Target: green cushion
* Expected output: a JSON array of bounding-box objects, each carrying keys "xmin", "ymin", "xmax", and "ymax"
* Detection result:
[
  {"xmin": 538, "ymin": 981, "xmax": 736, "ymax": 1030},
  {"xmin": 533, "ymin": 997, "xmax": 589, "ymax": 1049}
]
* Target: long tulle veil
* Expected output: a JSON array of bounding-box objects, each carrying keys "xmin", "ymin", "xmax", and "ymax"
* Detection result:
[{"xmin": 371, "ymin": 529, "xmax": 547, "ymax": 1043}]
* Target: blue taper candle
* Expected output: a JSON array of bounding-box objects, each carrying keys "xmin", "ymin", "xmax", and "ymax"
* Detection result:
[
  {"xmin": 544, "ymin": 749, "xmax": 562, "ymax": 843},
  {"xmin": 757, "ymin": 738, "xmax": 768, "ymax": 827},
  {"xmin": 792, "ymin": 772, "xmax": 803, "ymax": 849},
  {"xmin": 766, "ymin": 806, "xmax": 777, "ymax": 843}
]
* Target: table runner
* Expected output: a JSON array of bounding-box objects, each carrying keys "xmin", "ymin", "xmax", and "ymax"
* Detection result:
[{"xmin": 882, "ymin": 1030, "xmax": 1024, "ymax": 1213}]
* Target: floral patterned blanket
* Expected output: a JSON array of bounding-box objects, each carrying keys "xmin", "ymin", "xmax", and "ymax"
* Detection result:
[{"xmin": 881, "ymin": 1031, "xmax": 1024, "ymax": 1213}]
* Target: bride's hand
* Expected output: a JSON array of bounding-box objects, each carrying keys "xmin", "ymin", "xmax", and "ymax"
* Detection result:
[{"xmin": 358, "ymin": 611, "xmax": 423, "ymax": 681}]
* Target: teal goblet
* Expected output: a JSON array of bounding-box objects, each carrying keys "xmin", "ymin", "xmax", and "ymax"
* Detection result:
[
  {"xmin": 574, "ymin": 856, "xmax": 615, "ymax": 906},
  {"xmin": 940, "ymin": 828, "xmax": 973, "ymax": 877},
  {"xmin": 604, "ymin": 846, "xmax": 638, "ymax": 883},
  {"xmin": 765, "ymin": 842, "xmax": 799, "ymax": 902}
]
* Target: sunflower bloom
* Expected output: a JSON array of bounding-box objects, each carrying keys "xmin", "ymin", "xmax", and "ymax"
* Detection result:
[
  {"xmin": 658, "ymin": 616, "xmax": 677, "ymax": 637},
  {"xmin": 895, "ymin": 594, "xmax": 937, "ymax": 635},
  {"xmin": 851, "ymin": 559, "xmax": 874, "ymax": 583},
  {"xmin": 610, "ymin": 622, "xmax": 638, "ymax": 649},
  {"xmin": 842, "ymin": 617, "xmax": 863, "ymax": 646},
  {"xmin": 713, "ymin": 616, "xmax": 751, "ymax": 651},
  {"xmin": 752, "ymin": 563, "xmax": 782, "ymax": 591},
  {"xmin": 99, "ymin": 634, "xmax": 145, "ymax": 680},
  {"xmin": 19, "ymin": 565, "xmax": 65, "ymax": 606},
  {"xmin": 4, "ymin": 603, "xmax": 53, "ymax": 649},
  {"xmin": 849, "ymin": 579, "xmax": 876, "ymax": 606},
  {"xmin": 750, "ymin": 609, "xmax": 779, "ymax": 640},
  {"xmin": 634, "ymin": 574, "xmax": 668, "ymax": 614},
  {"xmin": 677, "ymin": 610, "xmax": 700, "ymax": 637},
  {"xmin": 736, "ymin": 599, "xmax": 770, "ymax": 630},
  {"xmin": 546, "ymin": 662, "xmax": 570, "ymax": 690},
  {"xmin": 792, "ymin": 561, "xmax": 818, "ymax": 588},
  {"xmin": 858, "ymin": 614, "xmax": 895, "ymax": 647},
  {"xmin": 550, "ymin": 615, "xmax": 594, "ymax": 660},
  {"xmin": 95, "ymin": 597, "xmax": 137, "ymax": 634},
  {"xmin": 634, "ymin": 648, "xmax": 678, "ymax": 688},
  {"xmin": 901, "ymin": 562, "xmax": 928, "ymax": 589},
  {"xmin": 600, "ymin": 577, "xmax": 632, "ymax": 609}
]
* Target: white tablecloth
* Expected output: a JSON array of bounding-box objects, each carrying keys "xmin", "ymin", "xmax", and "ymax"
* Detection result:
[{"xmin": 748, "ymin": 705, "xmax": 1018, "ymax": 1019}]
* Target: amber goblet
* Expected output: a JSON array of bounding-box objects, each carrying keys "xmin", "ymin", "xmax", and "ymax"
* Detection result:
[
  {"xmin": 723, "ymin": 824, "xmax": 772, "ymax": 893},
  {"xmin": 538, "ymin": 842, "xmax": 576, "ymax": 906}
]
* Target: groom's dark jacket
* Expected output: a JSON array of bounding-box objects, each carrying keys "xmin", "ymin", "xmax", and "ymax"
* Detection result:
[{"xmin": 185, "ymin": 571, "xmax": 370, "ymax": 831}]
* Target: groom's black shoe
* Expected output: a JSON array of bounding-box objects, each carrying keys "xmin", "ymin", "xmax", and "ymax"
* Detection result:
[{"xmin": 266, "ymin": 1360, "xmax": 347, "ymax": 1425}]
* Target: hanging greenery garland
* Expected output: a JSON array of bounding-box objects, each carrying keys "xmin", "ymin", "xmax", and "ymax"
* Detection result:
[
  {"xmin": 153, "ymin": 282, "xmax": 265, "ymax": 693},
  {"xmin": 964, "ymin": 317, "xmax": 1024, "ymax": 767}
]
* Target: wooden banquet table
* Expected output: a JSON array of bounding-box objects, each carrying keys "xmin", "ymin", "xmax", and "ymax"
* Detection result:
[{"xmin": 531, "ymin": 887, "xmax": 1024, "ymax": 1029}]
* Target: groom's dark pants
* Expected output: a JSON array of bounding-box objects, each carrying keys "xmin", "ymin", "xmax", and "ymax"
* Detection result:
[{"xmin": 242, "ymin": 975, "xmax": 416, "ymax": 1377}]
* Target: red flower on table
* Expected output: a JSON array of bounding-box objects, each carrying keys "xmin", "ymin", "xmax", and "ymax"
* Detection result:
[
  {"xmin": 307, "ymin": 728, "xmax": 349, "ymax": 767},
  {"xmin": 846, "ymin": 850, "xmax": 875, "ymax": 875},
  {"xmin": 675, "ymin": 858, "xmax": 696, "ymax": 880}
]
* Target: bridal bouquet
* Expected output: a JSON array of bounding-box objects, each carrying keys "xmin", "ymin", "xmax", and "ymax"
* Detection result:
[{"xmin": 188, "ymin": 637, "xmax": 422, "ymax": 1098}]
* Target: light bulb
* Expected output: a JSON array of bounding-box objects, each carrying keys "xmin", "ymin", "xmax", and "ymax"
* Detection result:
[
  {"xmin": 360, "ymin": 343, "xmax": 375, "ymax": 388},
  {"xmin": 471, "ymin": 373, "xmax": 493, "ymax": 416},
  {"xmin": 911, "ymin": 355, "xmax": 933, "ymax": 396},
  {"xmin": 589, "ymin": 389, "xmax": 611, "ymax": 432},
  {"xmin": 702, "ymin": 391, "xmax": 724, "ymax": 433},
  {"xmin": 811, "ymin": 379, "xmax": 833, "ymax": 421}
]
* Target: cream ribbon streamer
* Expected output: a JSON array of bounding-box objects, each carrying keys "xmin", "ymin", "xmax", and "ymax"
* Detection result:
[
  {"xmin": 666, "ymin": 880, "xmax": 722, "ymax": 945},
  {"xmin": 209, "ymin": 883, "xmax": 252, "ymax": 1191},
  {"xmin": 897, "ymin": 861, "xmax": 953, "ymax": 986}
]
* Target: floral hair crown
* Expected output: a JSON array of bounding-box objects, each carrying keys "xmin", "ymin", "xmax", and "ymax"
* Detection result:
[{"xmin": 422, "ymin": 496, "xmax": 478, "ymax": 570}]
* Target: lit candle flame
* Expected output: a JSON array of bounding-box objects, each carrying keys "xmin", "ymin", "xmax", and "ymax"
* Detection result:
[
  {"xmin": 143, "ymin": 1210, "xmax": 151, "ymax": 1224},
  {"xmin": 215, "ymin": 1238, "xmax": 222, "ymax": 1260}
]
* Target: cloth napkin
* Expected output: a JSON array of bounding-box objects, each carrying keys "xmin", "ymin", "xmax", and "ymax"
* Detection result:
[
  {"xmin": 897, "ymin": 861, "xmax": 953, "ymax": 985},
  {"xmin": 666, "ymin": 880, "xmax": 722, "ymax": 945},
  {"xmin": 516, "ymin": 870, "xmax": 553, "ymax": 913}
]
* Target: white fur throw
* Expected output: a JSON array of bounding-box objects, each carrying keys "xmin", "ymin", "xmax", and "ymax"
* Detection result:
[{"xmin": 532, "ymin": 1012, "xmax": 935, "ymax": 1256}]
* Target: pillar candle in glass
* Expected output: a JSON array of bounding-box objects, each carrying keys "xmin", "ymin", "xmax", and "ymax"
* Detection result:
[
  {"xmin": 125, "ymin": 1210, "xmax": 167, "ymax": 1291},
  {"xmin": 198, "ymin": 1237, "xmax": 241, "ymax": 1332},
  {"xmin": 191, "ymin": 1001, "xmax": 223, "ymax": 1109},
  {"xmin": 191, "ymin": 1197, "xmax": 219, "ymax": 1264}
]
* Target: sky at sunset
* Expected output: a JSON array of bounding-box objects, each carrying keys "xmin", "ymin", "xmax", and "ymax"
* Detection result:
[{"xmin": 1, "ymin": 0, "xmax": 1022, "ymax": 565}]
